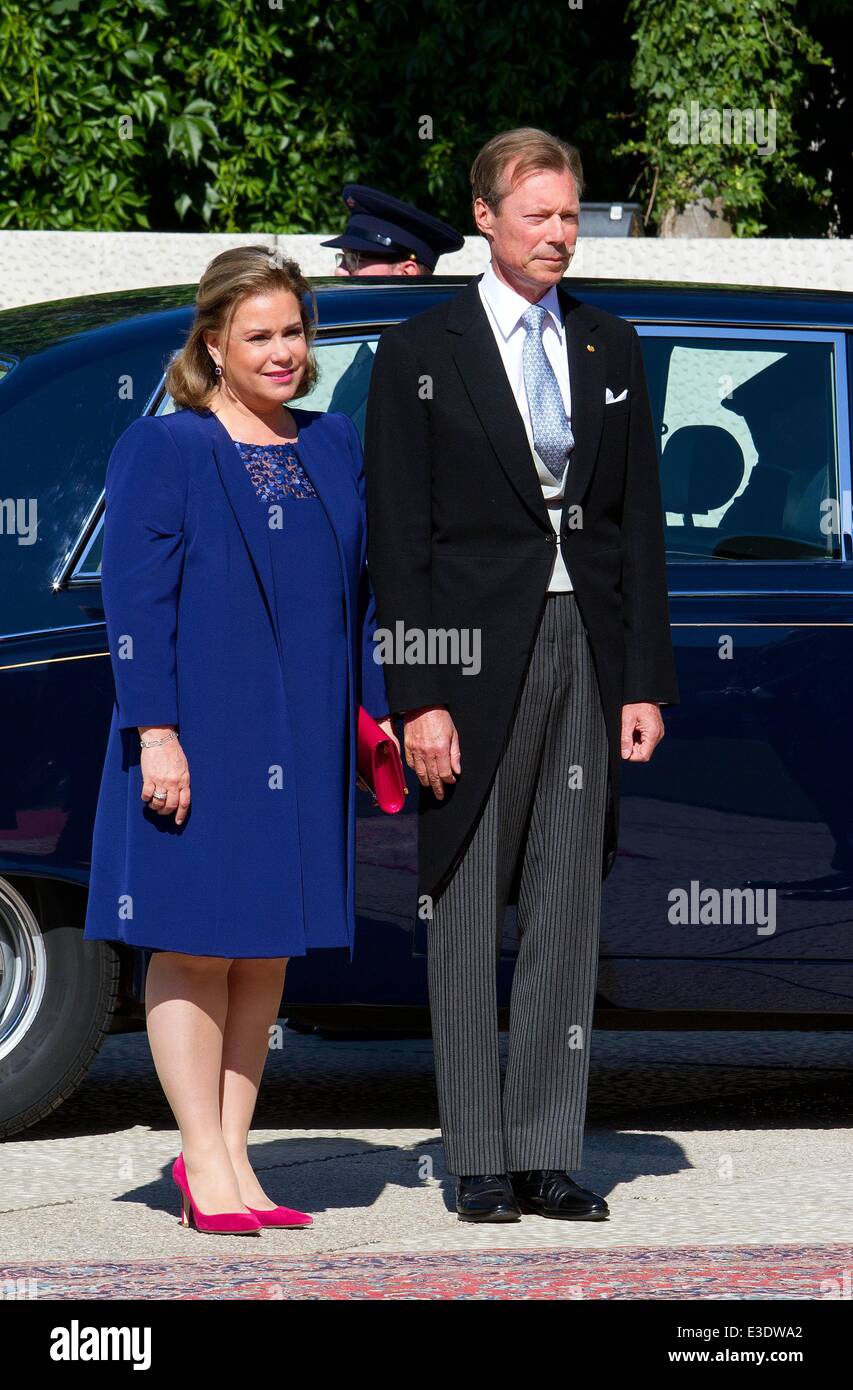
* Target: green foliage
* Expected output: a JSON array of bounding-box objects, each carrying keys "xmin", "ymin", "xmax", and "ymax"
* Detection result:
[
  {"xmin": 0, "ymin": 0, "xmax": 360, "ymax": 230},
  {"xmin": 0, "ymin": 0, "xmax": 635, "ymax": 233},
  {"xmin": 615, "ymin": 0, "xmax": 832, "ymax": 235},
  {"xmin": 0, "ymin": 0, "xmax": 840, "ymax": 236}
]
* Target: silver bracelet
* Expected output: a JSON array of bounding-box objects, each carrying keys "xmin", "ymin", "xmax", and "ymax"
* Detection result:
[{"xmin": 140, "ymin": 731, "xmax": 177, "ymax": 749}]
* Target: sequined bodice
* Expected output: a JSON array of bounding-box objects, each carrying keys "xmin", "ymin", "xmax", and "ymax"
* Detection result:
[{"xmin": 234, "ymin": 439, "xmax": 318, "ymax": 501}]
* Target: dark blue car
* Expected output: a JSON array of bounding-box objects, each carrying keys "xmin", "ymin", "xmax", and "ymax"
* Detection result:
[{"xmin": 2, "ymin": 276, "xmax": 852, "ymax": 1136}]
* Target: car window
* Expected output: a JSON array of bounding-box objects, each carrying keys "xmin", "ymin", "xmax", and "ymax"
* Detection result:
[
  {"xmin": 73, "ymin": 324, "xmax": 845, "ymax": 582},
  {"xmin": 298, "ymin": 338, "xmax": 377, "ymax": 427},
  {"xmin": 73, "ymin": 521, "xmax": 103, "ymax": 578},
  {"xmin": 638, "ymin": 330, "xmax": 842, "ymax": 561}
]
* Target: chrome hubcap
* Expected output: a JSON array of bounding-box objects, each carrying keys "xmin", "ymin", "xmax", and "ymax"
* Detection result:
[{"xmin": 0, "ymin": 879, "xmax": 47, "ymax": 1060}]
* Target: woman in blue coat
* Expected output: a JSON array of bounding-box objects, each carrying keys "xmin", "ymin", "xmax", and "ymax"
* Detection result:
[{"xmin": 83, "ymin": 246, "xmax": 395, "ymax": 1232}]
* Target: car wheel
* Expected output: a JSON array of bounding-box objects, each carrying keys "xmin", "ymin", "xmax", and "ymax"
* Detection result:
[{"xmin": 0, "ymin": 877, "xmax": 121, "ymax": 1138}]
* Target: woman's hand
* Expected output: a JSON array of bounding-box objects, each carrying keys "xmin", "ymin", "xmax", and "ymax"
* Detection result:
[
  {"xmin": 376, "ymin": 716, "xmax": 402, "ymax": 760},
  {"xmin": 139, "ymin": 727, "xmax": 191, "ymax": 824},
  {"xmin": 376, "ymin": 716, "xmax": 408, "ymax": 799}
]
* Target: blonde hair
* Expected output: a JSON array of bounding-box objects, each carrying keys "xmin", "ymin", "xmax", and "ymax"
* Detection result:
[
  {"xmin": 470, "ymin": 127, "xmax": 585, "ymax": 212},
  {"xmin": 165, "ymin": 245, "xmax": 319, "ymax": 411}
]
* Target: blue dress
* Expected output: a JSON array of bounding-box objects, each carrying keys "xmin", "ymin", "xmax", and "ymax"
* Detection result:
[
  {"xmin": 235, "ymin": 438, "xmax": 349, "ymax": 951},
  {"xmin": 82, "ymin": 407, "xmax": 388, "ymax": 962}
]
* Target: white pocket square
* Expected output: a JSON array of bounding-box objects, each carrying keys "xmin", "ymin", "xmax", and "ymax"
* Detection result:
[{"xmin": 605, "ymin": 387, "xmax": 628, "ymax": 404}]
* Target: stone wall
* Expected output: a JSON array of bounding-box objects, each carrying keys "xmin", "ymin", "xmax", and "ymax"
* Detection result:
[{"xmin": 1, "ymin": 231, "xmax": 851, "ymax": 311}]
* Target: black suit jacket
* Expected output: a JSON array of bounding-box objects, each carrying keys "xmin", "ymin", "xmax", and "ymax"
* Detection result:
[{"xmin": 364, "ymin": 273, "xmax": 679, "ymax": 902}]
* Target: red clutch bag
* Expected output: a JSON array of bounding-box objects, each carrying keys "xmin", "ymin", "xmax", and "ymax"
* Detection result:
[{"xmin": 356, "ymin": 706, "xmax": 407, "ymax": 814}]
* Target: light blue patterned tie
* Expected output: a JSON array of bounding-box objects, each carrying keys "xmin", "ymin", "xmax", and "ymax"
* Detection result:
[{"xmin": 521, "ymin": 302, "xmax": 575, "ymax": 480}]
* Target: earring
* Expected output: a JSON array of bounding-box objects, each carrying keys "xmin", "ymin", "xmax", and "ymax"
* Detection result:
[{"xmin": 214, "ymin": 365, "xmax": 222, "ymax": 376}]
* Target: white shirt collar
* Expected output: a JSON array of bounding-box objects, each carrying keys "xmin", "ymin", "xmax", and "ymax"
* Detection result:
[{"xmin": 479, "ymin": 260, "xmax": 564, "ymax": 341}]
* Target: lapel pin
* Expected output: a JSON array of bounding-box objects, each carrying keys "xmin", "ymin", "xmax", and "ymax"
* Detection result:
[{"xmin": 586, "ymin": 344, "xmax": 595, "ymax": 352}]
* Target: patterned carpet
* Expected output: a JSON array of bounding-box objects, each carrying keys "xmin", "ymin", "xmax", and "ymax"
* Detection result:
[{"xmin": 4, "ymin": 1244, "xmax": 852, "ymax": 1300}]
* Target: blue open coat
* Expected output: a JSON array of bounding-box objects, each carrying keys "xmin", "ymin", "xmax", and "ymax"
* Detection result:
[{"xmin": 83, "ymin": 405, "xmax": 389, "ymax": 960}]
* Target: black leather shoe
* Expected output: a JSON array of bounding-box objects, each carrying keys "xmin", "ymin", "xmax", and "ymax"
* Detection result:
[
  {"xmin": 456, "ymin": 1173, "xmax": 522, "ymax": 1222},
  {"xmin": 510, "ymin": 1169, "xmax": 610, "ymax": 1220}
]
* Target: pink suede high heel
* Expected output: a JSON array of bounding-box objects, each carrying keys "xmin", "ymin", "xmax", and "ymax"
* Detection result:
[
  {"xmin": 247, "ymin": 1202, "xmax": 313, "ymax": 1229},
  {"xmin": 172, "ymin": 1153, "xmax": 262, "ymax": 1235}
]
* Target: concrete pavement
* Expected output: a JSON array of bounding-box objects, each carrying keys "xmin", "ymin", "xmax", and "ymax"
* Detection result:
[{"xmin": 2, "ymin": 1028, "xmax": 853, "ymax": 1271}]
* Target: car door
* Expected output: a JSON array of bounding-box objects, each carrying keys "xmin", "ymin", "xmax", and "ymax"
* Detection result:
[{"xmin": 600, "ymin": 321, "xmax": 853, "ymax": 1015}]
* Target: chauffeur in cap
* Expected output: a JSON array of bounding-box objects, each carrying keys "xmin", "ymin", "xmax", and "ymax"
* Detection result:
[
  {"xmin": 322, "ymin": 183, "xmax": 465, "ymax": 278},
  {"xmin": 322, "ymin": 185, "xmax": 465, "ymax": 432}
]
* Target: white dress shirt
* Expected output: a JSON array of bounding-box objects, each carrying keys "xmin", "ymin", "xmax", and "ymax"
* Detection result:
[{"xmin": 478, "ymin": 260, "xmax": 573, "ymax": 592}]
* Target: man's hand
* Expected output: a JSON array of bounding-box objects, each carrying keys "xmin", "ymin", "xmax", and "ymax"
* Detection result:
[
  {"xmin": 403, "ymin": 705, "xmax": 461, "ymax": 800},
  {"xmin": 620, "ymin": 702, "xmax": 664, "ymax": 763}
]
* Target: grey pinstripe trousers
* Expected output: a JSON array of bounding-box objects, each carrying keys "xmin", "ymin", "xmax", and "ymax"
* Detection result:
[{"xmin": 427, "ymin": 591, "xmax": 609, "ymax": 1176}]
